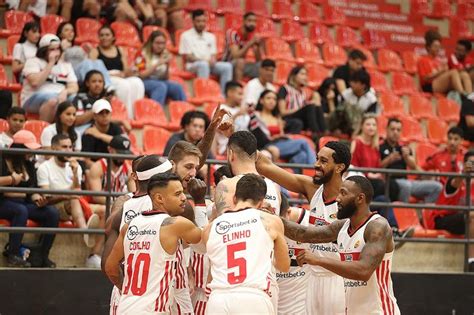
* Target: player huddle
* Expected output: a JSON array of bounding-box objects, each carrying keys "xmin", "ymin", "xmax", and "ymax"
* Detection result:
[{"xmin": 102, "ymin": 130, "xmax": 400, "ymax": 315}]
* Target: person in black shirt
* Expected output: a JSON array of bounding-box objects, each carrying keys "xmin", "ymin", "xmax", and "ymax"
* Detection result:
[
  {"xmin": 380, "ymin": 118, "xmax": 442, "ymax": 203},
  {"xmin": 332, "ymin": 49, "xmax": 367, "ymax": 93},
  {"xmin": 458, "ymin": 94, "xmax": 474, "ymax": 142}
]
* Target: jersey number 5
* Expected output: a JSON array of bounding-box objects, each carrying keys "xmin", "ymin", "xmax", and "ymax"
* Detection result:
[
  {"xmin": 123, "ymin": 253, "xmax": 151, "ymax": 296},
  {"xmin": 227, "ymin": 242, "xmax": 247, "ymax": 284}
]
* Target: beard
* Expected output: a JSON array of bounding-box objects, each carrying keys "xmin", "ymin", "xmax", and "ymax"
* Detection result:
[
  {"xmin": 245, "ymin": 25, "xmax": 256, "ymax": 33},
  {"xmin": 58, "ymin": 156, "xmax": 69, "ymax": 163},
  {"xmin": 337, "ymin": 199, "xmax": 357, "ymax": 219},
  {"xmin": 313, "ymin": 168, "xmax": 334, "ymax": 185},
  {"xmin": 112, "ymin": 159, "xmax": 124, "ymax": 167}
]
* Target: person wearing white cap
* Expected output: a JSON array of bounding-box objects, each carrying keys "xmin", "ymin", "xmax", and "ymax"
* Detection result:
[{"xmin": 20, "ymin": 33, "xmax": 79, "ymax": 123}]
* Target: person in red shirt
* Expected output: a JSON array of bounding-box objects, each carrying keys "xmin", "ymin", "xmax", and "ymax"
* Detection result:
[
  {"xmin": 448, "ymin": 39, "xmax": 473, "ymax": 71},
  {"xmin": 417, "ymin": 30, "xmax": 473, "ymax": 95}
]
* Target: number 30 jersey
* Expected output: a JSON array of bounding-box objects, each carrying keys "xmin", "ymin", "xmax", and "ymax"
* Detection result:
[
  {"xmin": 207, "ymin": 208, "xmax": 273, "ymax": 292},
  {"xmin": 118, "ymin": 211, "xmax": 176, "ymax": 315}
]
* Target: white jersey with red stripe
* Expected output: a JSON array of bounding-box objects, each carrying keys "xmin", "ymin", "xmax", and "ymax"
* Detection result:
[
  {"xmin": 337, "ymin": 214, "xmax": 400, "ymax": 315},
  {"xmin": 171, "ymin": 242, "xmax": 193, "ymax": 314},
  {"xmin": 117, "ymin": 211, "xmax": 175, "ymax": 315},
  {"xmin": 207, "ymin": 208, "xmax": 273, "ymax": 292},
  {"xmin": 263, "ymin": 177, "xmax": 281, "ymax": 215},
  {"xmin": 277, "ymin": 209, "xmax": 311, "ymax": 315}
]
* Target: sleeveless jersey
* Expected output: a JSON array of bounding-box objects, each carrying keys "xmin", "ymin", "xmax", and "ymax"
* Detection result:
[
  {"xmin": 277, "ymin": 208, "xmax": 311, "ymax": 315},
  {"xmin": 172, "ymin": 242, "xmax": 194, "ymax": 314},
  {"xmin": 264, "ymin": 177, "xmax": 281, "ymax": 215},
  {"xmin": 118, "ymin": 212, "xmax": 175, "ymax": 315},
  {"xmin": 337, "ymin": 214, "xmax": 400, "ymax": 315},
  {"xmin": 100, "ymin": 159, "xmax": 130, "ymax": 195},
  {"xmin": 120, "ymin": 194, "xmax": 153, "ymax": 230},
  {"xmin": 207, "ymin": 208, "xmax": 273, "ymax": 292},
  {"xmin": 308, "ymin": 184, "xmax": 340, "ymax": 273}
]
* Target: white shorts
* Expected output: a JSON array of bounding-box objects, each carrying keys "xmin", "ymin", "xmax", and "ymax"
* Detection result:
[
  {"xmin": 269, "ymin": 281, "xmax": 279, "ymax": 314},
  {"xmin": 172, "ymin": 287, "xmax": 194, "ymax": 314},
  {"xmin": 306, "ymin": 273, "xmax": 345, "ymax": 315},
  {"xmin": 206, "ymin": 288, "xmax": 274, "ymax": 315},
  {"xmin": 110, "ymin": 286, "xmax": 121, "ymax": 315},
  {"xmin": 192, "ymin": 288, "xmax": 208, "ymax": 315}
]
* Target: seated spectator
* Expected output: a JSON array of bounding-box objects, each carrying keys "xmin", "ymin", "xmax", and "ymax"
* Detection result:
[
  {"xmin": 318, "ymin": 77, "xmax": 340, "ymax": 116},
  {"xmin": 81, "ymin": 100, "xmax": 125, "ymax": 167},
  {"xmin": 380, "ymin": 118, "xmax": 442, "ymax": 203},
  {"xmin": 418, "ymin": 30, "xmax": 473, "ymax": 96},
  {"xmin": 179, "ymin": 9, "xmax": 233, "ymax": 93},
  {"xmin": 448, "ymin": 39, "xmax": 472, "ymax": 71},
  {"xmin": 333, "ymin": 49, "xmax": 367, "ymax": 93},
  {"xmin": 222, "ymin": 12, "xmax": 263, "ymax": 81},
  {"xmin": 242, "ymin": 59, "xmax": 276, "ymax": 107},
  {"xmin": 70, "ymin": 0, "xmax": 101, "ymax": 22},
  {"xmin": 167, "ymin": 0, "xmax": 186, "ymax": 31},
  {"xmin": 340, "ymin": 69, "xmax": 378, "ymax": 113},
  {"xmin": 89, "ymin": 25, "xmax": 145, "ymax": 118},
  {"xmin": 87, "ymin": 135, "xmax": 133, "ymax": 205},
  {"xmin": 277, "ymin": 66, "xmax": 326, "ymax": 136},
  {"xmin": 252, "ymin": 89, "xmax": 316, "ymax": 166},
  {"xmin": 7, "ymin": 0, "xmax": 48, "ymax": 17},
  {"xmin": 135, "ymin": 30, "xmax": 186, "ymax": 106},
  {"xmin": 459, "ymin": 94, "xmax": 474, "ymax": 143},
  {"xmin": 21, "ymin": 34, "xmax": 79, "ymax": 122},
  {"xmin": 36, "ymin": 134, "xmax": 102, "ymax": 266},
  {"xmin": 0, "ymin": 130, "xmax": 59, "ymax": 267},
  {"xmin": 40, "ymin": 101, "xmax": 81, "ymax": 151},
  {"xmin": 12, "ymin": 21, "xmax": 40, "ymax": 81},
  {"xmin": 0, "ymin": 107, "xmax": 26, "ymax": 148}
]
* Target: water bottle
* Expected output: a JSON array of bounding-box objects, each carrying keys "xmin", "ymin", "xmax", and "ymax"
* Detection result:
[{"xmin": 19, "ymin": 246, "xmax": 30, "ymax": 261}]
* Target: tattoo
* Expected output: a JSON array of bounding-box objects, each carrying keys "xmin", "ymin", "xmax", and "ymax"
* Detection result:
[
  {"xmin": 282, "ymin": 218, "xmax": 346, "ymax": 244},
  {"xmin": 214, "ymin": 182, "xmax": 231, "ymax": 215},
  {"xmin": 197, "ymin": 122, "xmax": 217, "ymax": 170},
  {"xmin": 360, "ymin": 219, "xmax": 391, "ymax": 271},
  {"xmin": 162, "ymin": 217, "xmax": 177, "ymax": 226}
]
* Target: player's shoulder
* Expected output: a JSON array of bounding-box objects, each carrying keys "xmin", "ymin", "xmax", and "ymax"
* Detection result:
[
  {"xmin": 163, "ymin": 215, "xmax": 193, "ymax": 228},
  {"xmin": 259, "ymin": 210, "xmax": 284, "ymax": 229},
  {"xmin": 364, "ymin": 216, "xmax": 392, "ymax": 240}
]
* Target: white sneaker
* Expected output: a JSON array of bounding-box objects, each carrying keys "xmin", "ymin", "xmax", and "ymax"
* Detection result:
[
  {"xmin": 85, "ymin": 254, "xmax": 101, "ymax": 268},
  {"xmin": 83, "ymin": 214, "xmax": 100, "ymax": 248}
]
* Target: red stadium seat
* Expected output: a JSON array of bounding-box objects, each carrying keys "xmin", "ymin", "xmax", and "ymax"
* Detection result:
[
  {"xmin": 168, "ymin": 101, "xmax": 195, "ymax": 130},
  {"xmin": 132, "ymin": 98, "xmax": 168, "ymax": 129},
  {"xmin": 409, "ymin": 94, "xmax": 435, "ymax": 119},
  {"xmin": 361, "ymin": 29, "xmax": 386, "ymax": 50},
  {"xmin": 7, "ymin": 35, "xmax": 20, "ymax": 56},
  {"xmin": 110, "ymin": 97, "xmax": 129, "ymax": 122},
  {"xmin": 224, "ymin": 13, "xmax": 243, "ymax": 30},
  {"xmin": 111, "ymin": 22, "xmax": 142, "ymax": 48},
  {"xmin": 380, "ymin": 92, "xmax": 406, "ymax": 117},
  {"xmin": 420, "ymin": 210, "xmax": 463, "ymax": 238},
  {"xmin": 75, "ymin": 18, "xmax": 101, "ymax": 45},
  {"xmin": 272, "ymin": 0, "xmax": 294, "ymax": 20},
  {"xmin": 392, "ymin": 72, "xmax": 418, "ymax": 95},
  {"xmin": 319, "ymin": 136, "xmax": 339, "ymax": 149},
  {"xmin": 274, "ymin": 61, "xmax": 296, "ymax": 86},
  {"xmin": 295, "ymin": 39, "xmax": 323, "ymax": 65},
  {"xmin": 265, "ymin": 38, "xmax": 295, "ymax": 62},
  {"xmin": 377, "ymin": 115, "xmax": 388, "ymax": 139},
  {"xmin": 436, "ymin": 96, "xmax": 460, "ymax": 123},
  {"xmin": 449, "ymin": 18, "xmax": 474, "ymax": 39},
  {"xmin": 322, "ymin": 6, "xmax": 346, "ymax": 25},
  {"xmin": 410, "ymin": 0, "xmax": 431, "ymax": 16},
  {"xmin": 186, "ymin": 0, "xmax": 212, "ymax": 11},
  {"xmin": 393, "ymin": 207, "xmax": 427, "ymax": 237},
  {"xmin": 142, "ymin": 126, "xmax": 171, "ymax": 155},
  {"xmin": 127, "ymin": 132, "xmax": 141, "ymax": 155},
  {"xmin": 367, "ymin": 69, "xmax": 389, "ymax": 93},
  {"xmin": 206, "ymin": 13, "xmax": 221, "ymax": 33},
  {"xmin": 169, "ymin": 58, "xmax": 195, "ymax": 80},
  {"xmin": 216, "ymin": 0, "xmax": 243, "ymax": 15},
  {"xmin": 246, "ymin": 0, "xmax": 269, "ymax": 17},
  {"xmin": 280, "ymin": 20, "xmax": 304, "ymax": 42},
  {"xmin": 0, "ymin": 118, "xmax": 8, "ymax": 133},
  {"xmin": 401, "ymin": 51, "xmax": 419, "ymax": 74},
  {"xmin": 378, "ymin": 49, "xmax": 403, "ymax": 73},
  {"xmin": 169, "ymin": 76, "xmax": 191, "ymax": 99},
  {"xmin": 427, "ymin": 117, "xmax": 448, "ymax": 145},
  {"xmin": 457, "ymin": 3, "xmax": 474, "ymax": 20},
  {"xmin": 0, "ymin": 10, "xmax": 33, "ymax": 37},
  {"xmin": 203, "ymin": 102, "xmax": 219, "ymax": 119},
  {"xmin": 40, "ymin": 14, "xmax": 64, "ymax": 35},
  {"xmin": 336, "ymin": 26, "xmax": 360, "ymax": 48},
  {"xmin": 0, "ymin": 64, "xmax": 21, "ymax": 92},
  {"xmin": 24, "ymin": 120, "xmax": 49, "ymax": 142},
  {"xmin": 429, "ymin": 0, "xmax": 452, "ymax": 19},
  {"xmin": 306, "ymin": 63, "xmax": 329, "ymax": 89},
  {"xmin": 415, "ymin": 142, "xmax": 437, "ymax": 166},
  {"xmin": 212, "ymin": 30, "xmax": 226, "ymax": 58},
  {"xmin": 296, "ymin": 2, "xmax": 320, "ymax": 24},
  {"xmin": 188, "ymin": 78, "xmax": 224, "ymax": 105},
  {"xmin": 122, "ymin": 46, "xmax": 138, "ymax": 68},
  {"xmin": 322, "ymin": 43, "xmax": 346, "ymax": 67},
  {"xmin": 308, "ymin": 22, "xmax": 333, "ymax": 45},
  {"xmin": 255, "ymin": 17, "xmax": 278, "ymax": 38},
  {"xmin": 400, "ymin": 116, "xmax": 425, "ymax": 142}
]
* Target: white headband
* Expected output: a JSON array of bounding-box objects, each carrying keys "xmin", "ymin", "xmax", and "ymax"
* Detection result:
[{"xmin": 136, "ymin": 160, "xmax": 173, "ymax": 180}]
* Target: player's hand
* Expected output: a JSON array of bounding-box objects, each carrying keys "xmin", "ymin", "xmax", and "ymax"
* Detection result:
[
  {"xmin": 188, "ymin": 178, "xmax": 207, "ymax": 204},
  {"xmin": 210, "ymin": 105, "xmax": 230, "ymax": 127},
  {"xmin": 401, "ymin": 147, "xmax": 411, "ymax": 158},
  {"xmin": 296, "ymin": 250, "xmax": 318, "ymax": 267}
]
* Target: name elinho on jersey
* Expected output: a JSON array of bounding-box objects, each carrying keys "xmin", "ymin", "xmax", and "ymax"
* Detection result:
[
  {"xmin": 215, "ymin": 218, "xmax": 257, "ymax": 235},
  {"xmin": 126, "ymin": 225, "xmax": 157, "ymax": 241},
  {"xmin": 124, "ymin": 209, "xmax": 138, "ymax": 224},
  {"xmin": 276, "ymin": 270, "xmax": 306, "ymax": 279}
]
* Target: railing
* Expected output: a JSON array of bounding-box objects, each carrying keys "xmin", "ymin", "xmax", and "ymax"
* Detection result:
[{"xmin": 0, "ymin": 148, "xmax": 472, "ymax": 271}]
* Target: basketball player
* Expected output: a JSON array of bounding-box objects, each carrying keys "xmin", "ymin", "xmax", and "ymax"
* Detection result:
[
  {"xmin": 202, "ymin": 174, "xmax": 290, "ymax": 314},
  {"xmin": 256, "ymin": 141, "xmax": 352, "ymax": 314},
  {"xmin": 292, "ymin": 176, "xmax": 401, "ymax": 315},
  {"xmin": 105, "ymin": 172, "xmax": 202, "ymax": 314}
]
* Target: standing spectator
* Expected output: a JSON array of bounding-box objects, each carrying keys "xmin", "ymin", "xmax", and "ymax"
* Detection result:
[
  {"xmin": 12, "ymin": 21, "xmax": 40, "ymax": 81},
  {"xmin": 318, "ymin": 77, "xmax": 340, "ymax": 116},
  {"xmin": 0, "ymin": 130, "xmax": 59, "ymax": 267},
  {"xmin": 277, "ymin": 66, "xmax": 326, "ymax": 136},
  {"xmin": 418, "ymin": 30, "xmax": 473, "ymax": 95},
  {"xmin": 89, "ymin": 25, "xmax": 145, "ymax": 118},
  {"xmin": 0, "ymin": 107, "xmax": 26, "ymax": 148},
  {"xmin": 21, "ymin": 34, "xmax": 79, "ymax": 122},
  {"xmin": 242, "ymin": 59, "xmax": 276, "ymax": 107},
  {"xmin": 222, "ymin": 12, "xmax": 263, "ymax": 81},
  {"xmin": 40, "ymin": 101, "xmax": 81, "ymax": 151},
  {"xmin": 135, "ymin": 30, "xmax": 186, "ymax": 106},
  {"xmin": 380, "ymin": 118, "xmax": 442, "ymax": 203},
  {"xmin": 459, "ymin": 94, "xmax": 474, "ymax": 143},
  {"xmin": 333, "ymin": 49, "xmax": 367, "ymax": 93},
  {"xmin": 179, "ymin": 9, "xmax": 233, "ymax": 93},
  {"xmin": 448, "ymin": 39, "xmax": 472, "ymax": 71}
]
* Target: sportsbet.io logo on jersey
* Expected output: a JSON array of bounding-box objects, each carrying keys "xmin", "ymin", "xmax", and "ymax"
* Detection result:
[
  {"xmin": 215, "ymin": 218, "xmax": 258, "ymax": 235},
  {"xmin": 124, "ymin": 210, "xmax": 138, "ymax": 223},
  {"xmin": 126, "ymin": 225, "xmax": 157, "ymax": 240}
]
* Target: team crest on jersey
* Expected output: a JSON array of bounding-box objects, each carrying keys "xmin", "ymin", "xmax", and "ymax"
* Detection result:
[
  {"xmin": 124, "ymin": 210, "xmax": 138, "ymax": 223},
  {"xmin": 354, "ymin": 240, "xmax": 360, "ymax": 248},
  {"xmin": 344, "ymin": 254, "xmax": 353, "ymax": 261},
  {"xmin": 329, "ymin": 213, "xmax": 337, "ymax": 219}
]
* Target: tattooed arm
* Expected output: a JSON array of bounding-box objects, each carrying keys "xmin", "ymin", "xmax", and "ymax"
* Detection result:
[
  {"xmin": 197, "ymin": 107, "xmax": 229, "ymax": 170},
  {"xmin": 282, "ymin": 218, "xmax": 346, "ymax": 243},
  {"xmin": 214, "ymin": 178, "xmax": 235, "ymax": 215}
]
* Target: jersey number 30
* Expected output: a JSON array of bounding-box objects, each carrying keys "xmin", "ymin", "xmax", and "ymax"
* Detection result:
[
  {"xmin": 227, "ymin": 242, "xmax": 247, "ymax": 284},
  {"xmin": 123, "ymin": 253, "xmax": 151, "ymax": 296}
]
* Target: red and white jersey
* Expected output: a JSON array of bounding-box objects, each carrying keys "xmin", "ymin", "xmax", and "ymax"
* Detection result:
[
  {"xmin": 172, "ymin": 242, "xmax": 193, "ymax": 314},
  {"xmin": 308, "ymin": 184, "xmax": 340, "ymax": 274},
  {"xmin": 264, "ymin": 177, "xmax": 281, "ymax": 215},
  {"xmin": 100, "ymin": 158, "xmax": 130, "ymax": 195},
  {"xmin": 120, "ymin": 194, "xmax": 153, "ymax": 230},
  {"xmin": 207, "ymin": 208, "xmax": 273, "ymax": 292},
  {"xmin": 277, "ymin": 208, "xmax": 311, "ymax": 315},
  {"xmin": 118, "ymin": 211, "xmax": 176, "ymax": 315},
  {"xmin": 337, "ymin": 214, "xmax": 400, "ymax": 315},
  {"xmin": 191, "ymin": 250, "xmax": 210, "ymax": 290}
]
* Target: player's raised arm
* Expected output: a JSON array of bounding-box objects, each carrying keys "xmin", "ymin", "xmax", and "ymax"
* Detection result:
[
  {"xmin": 282, "ymin": 217, "xmax": 346, "ymax": 244},
  {"xmin": 105, "ymin": 223, "xmax": 128, "ymax": 288}
]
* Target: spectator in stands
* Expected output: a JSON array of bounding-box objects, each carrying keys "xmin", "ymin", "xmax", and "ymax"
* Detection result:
[
  {"xmin": 81, "ymin": 100, "xmax": 125, "ymax": 167},
  {"xmin": 459, "ymin": 94, "xmax": 474, "ymax": 143},
  {"xmin": 89, "ymin": 25, "xmax": 145, "ymax": 118},
  {"xmin": 0, "ymin": 107, "xmax": 26, "ymax": 148},
  {"xmin": 242, "ymin": 59, "xmax": 276, "ymax": 107},
  {"xmin": 70, "ymin": 0, "xmax": 101, "ymax": 22},
  {"xmin": 135, "ymin": 30, "xmax": 187, "ymax": 106},
  {"xmin": 12, "ymin": 21, "xmax": 40, "ymax": 81},
  {"xmin": 40, "ymin": 101, "xmax": 81, "ymax": 152},
  {"xmin": 277, "ymin": 66, "xmax": 326, "ymax": 136},
  {"xmin": 0, "ymin": 90, "xmax": 13, "ymax": 119},
  {"xmin": 7, "ymin": 0, "xmax": 48, "ymax": 17},
  {"xmin": 340, "ymin": 69, "xmax": 378, "ymax": 113},
  {"xmin": 222, "ymin": 11, "xmax": 263, "ymax": 81},
  {"xmin": 163, "ymin": 110, "xmax": 210, "ymax": 156},
  {"xmin": 87, "ymin": 135, "xmax": 133, "ymax": 205},
  {"xmin": 448, "ymin": 39, "xmax": 472, "ymax": 71},
  {"xmin": 179, "ymin": 9, "xmax": 233, "ymax": 93},
  {"xmin": 380, "ymin": 118, "xmax": 442, "ymax": 203},
  {"xmin": 318, "ymin": 77, "xmax": 340, "ymax": 116},
  {"xmin": 333, "ymin": 49, "xmax": 367, "ymax": 93},
  {"xmin": 0, "ymin": 130, "xmax": 59, "ymax": 267},
  {"xmin": 418, "ymin": 30, "xmax": 473, "ymax": 96},
  {"xmin": 21, "ymin": 34, "xmax": 79, "ymax": 123}
]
